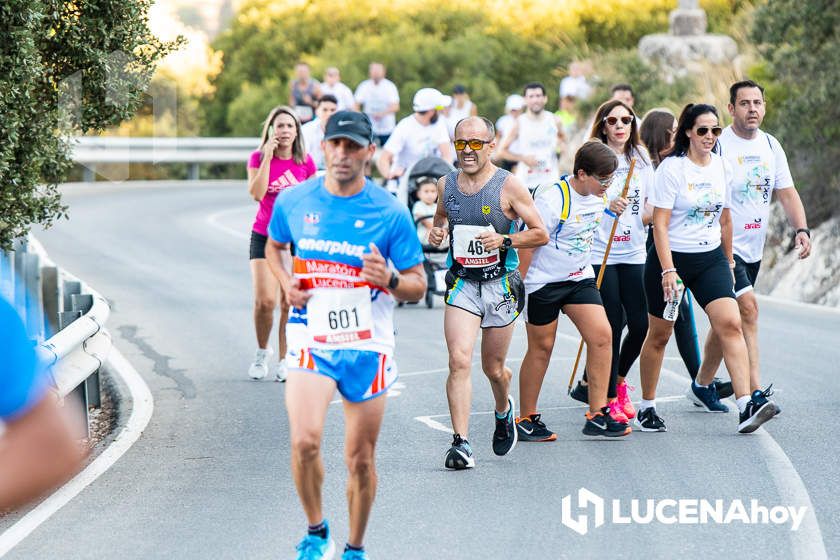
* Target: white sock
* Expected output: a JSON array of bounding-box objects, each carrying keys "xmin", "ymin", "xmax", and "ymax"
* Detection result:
[
  {"xmin": 736, "ymin": 396, "xmax": 750, "ymax": 413},
  {"xmin": 640, "ymin": 399, "xmax": 656, "ymax": 411},
  {"xmin": 693, "ymin": 380, "xmax": 709, "ymax": 389}
]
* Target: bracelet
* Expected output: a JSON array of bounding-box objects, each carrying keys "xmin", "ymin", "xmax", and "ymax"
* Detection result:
[
  {"xmin": 661, "ymin": 268, "xmax": 676, "ymax": 277},
  {"xmin": 795, "ymin": 228, "xmax": 811, "ymax": 238},
  {"xmin": 729, "ymin": 261, "xmax": 736, "ymax": 269}
]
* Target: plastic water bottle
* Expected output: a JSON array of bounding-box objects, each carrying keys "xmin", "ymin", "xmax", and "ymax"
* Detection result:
[
  {"xmin": 386, "ymin": 178, "xmax": 399, "ymax": 197},
  {"xmin": 663, "ymin": 279, "xmax": 685, "ymax": 322}
]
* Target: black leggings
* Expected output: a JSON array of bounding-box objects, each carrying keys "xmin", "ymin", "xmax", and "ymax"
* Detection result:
[
  {"xmin": 589, "ymin": 263, "xmax": 648, "ymax": 399},
  {"xmin": 645, "ymin": 229, "xmax": 702, "ymax": 379}
]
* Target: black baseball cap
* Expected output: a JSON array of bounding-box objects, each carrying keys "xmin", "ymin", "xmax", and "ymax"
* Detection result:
[{"xmin": 324, "ymin": 111, "xmax": 374, "ymax": 147}]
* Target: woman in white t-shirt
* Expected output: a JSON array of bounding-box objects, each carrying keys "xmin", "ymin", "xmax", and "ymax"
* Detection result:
[
  {"xmin": 638, "ymin": 103, "xmax": 776, "ymax": 435},
  {"xmin": 569, "ymin": 100, "xmax": 654, "ymax": 424}
]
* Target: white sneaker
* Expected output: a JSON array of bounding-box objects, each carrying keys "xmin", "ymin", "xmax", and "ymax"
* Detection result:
[
  {"xmin": 273, "ymin": 359, "xmax": 287, "ymax": 383},
  {"xmin": 248, "ymin": 348, "xmax": 273, "ymax": 380}
]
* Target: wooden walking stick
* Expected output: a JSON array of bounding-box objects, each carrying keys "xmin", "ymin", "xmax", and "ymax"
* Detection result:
[{"xmin": 567, "ymin": 158, "xmax": 637, "ymax": 395}]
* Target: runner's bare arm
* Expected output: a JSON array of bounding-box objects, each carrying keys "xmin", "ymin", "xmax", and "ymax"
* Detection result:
[
  {"xmin": 517, "ymin": 247, "xmax": 535, "ymax": 280},
  {"xmin": 376, "ymin": 149, "xmax": 396, "ymax": 179},
  {"xmin": 265, "ymin": 237, "xmax": 311, "ymax": 308},
  {"xmin": 653, "ymin": 207, "xmax": 681, "ymax": 300},
  {"xmin": 428, "ymin": 177, "xmax": 449, "ymax": 247},
  {"xmin": 775, "ymin": 186, "xmax": 811, "ymax": 258},
  {"xmin": 0, "ymin": 395, "xmax": 86, "ymax": 510},
  {"xmin": 439, "ymin": 141, "xmax": 454, "ymax": 164},
  {"xmin": 247, "ymin": 140, "xmax": 278, "ymax": 201},
  {"xmin": 720, "ymin": 207, "xmax": 734, "ymax": 264},
  {"xmin": 361, "ymin": 244, "xmax": 426, "ymax": 301}
]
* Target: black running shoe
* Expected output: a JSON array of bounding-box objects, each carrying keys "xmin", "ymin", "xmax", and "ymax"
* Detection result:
[
  {"xmin": 686, "ymin": 382, "xmax": 729, "ymax": 412},
  {"xmin": 713, "ymin": 378, "xmax": 734, "ymax": 399},
  {"xmin": 738, "ymin": 386, "xmax": 777, "ymax": 433},
  {"xmin": 492, "ymin": 395, "xmax": 518, "ymax": 456},
  {"xmin": 444, "ymin": 433, "xmax": 475, "ymax": 470},
  {"xmin": 516, "ymin": 413, "xmax": 557, "ymax": 442},
  {"xmin": 569, "ymin": 381, "xmax": 589, "ymax": 404},
  {"xmin": 634, "ymin": 407, "xmax": 667, "ymax": 432},
  {"xmin": 582, "ymin": 407, "xmax": 631, "ymax": 438}
]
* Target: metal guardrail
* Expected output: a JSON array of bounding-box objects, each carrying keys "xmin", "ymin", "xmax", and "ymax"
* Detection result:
[
  {"xmin": 1, "ymin": 236, "xmax": 111, "ymax": 436},
  {"xmin": 71, "ymin": 136, "xmax": 260, "ymax": 181}
]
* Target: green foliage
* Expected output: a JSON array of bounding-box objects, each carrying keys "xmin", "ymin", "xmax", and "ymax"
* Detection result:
[
  {"xmin": 0, "ymin": 0, "xmax": 181, "ymax": 248},
  {"xmin": 752, "ymin": 0, "xmax": 840, "ymax": 222},
  {"xmin": 203, "ymin": 0, "xmax": 746, "ymax": 137}
]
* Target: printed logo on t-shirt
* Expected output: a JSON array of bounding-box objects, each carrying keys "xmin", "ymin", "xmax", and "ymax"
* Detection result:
[
  {"xmin": 734, "ymin": 161, "xmax": 772, "ymax": 206},
  {"xmin": 268, "ymin": 170, "xmax": 302, "ymax": 194}
]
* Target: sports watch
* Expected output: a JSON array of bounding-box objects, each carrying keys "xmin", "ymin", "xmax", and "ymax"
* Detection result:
[
  {"xmin": 388, "ymin": 271, "xmax": 400, "ymax": 290},
  {"xmin": 502, "ymin": 235, "xmax": 513, "ymax": 248}
]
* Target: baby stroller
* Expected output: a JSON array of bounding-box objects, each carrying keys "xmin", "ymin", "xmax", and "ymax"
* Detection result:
[{"xmin": 404, "ymin": 156, "xmax": 454, "ymax": 308}]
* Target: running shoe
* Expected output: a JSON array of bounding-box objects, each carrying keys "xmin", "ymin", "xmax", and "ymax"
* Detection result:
[
  {"xmin": 492, "ymin": 395, "xmax": 518, "ymax": 456},
  {"xmin": 713, "ymin": 378, "xmax": 734, "ymax": 399},
  {"xmin": 569, "ymin": 381, "xmax": 589, "ymax": 404},
  {"xmin": 444, "ymin": 433, "xmax": 475, "ymax": 470},
  {"xmin": 273, "ymin": 359, "xmax": 287, "ymax": 383},
  {"xmin": 295, "ymin": 521, "xmax": 335, "ymax": 560},
  {"xmin": 582, "ymin": 407, "xmax": 631, "ymax": 438},
  {"xmin": 616, "ymin": 381, "xmax": 636, "ymax": 419},
  {"xmin": 738, "ymin": 386, "xmax": 777, "ymax": 433},
  {"xmin": 634, "ymin": 407, "xmax": 667, "ymax": 432},
  {"xmin": 248, "ymin": 347, "xmax": 273, "ymax": 380},
  {"xmin": 515, "ymin": 414, "xmax": 557, "ymax": 442},
  {"xmin": 341, "ymin": 549, "xmax": 368, "ymax": 560},
  {"xmin": 608, "ymin": 400, "xmax": 629, "ymax": 424},
  {"xmin": 686, "ymin": 382, "xmax": 729, "ymax": 412}
]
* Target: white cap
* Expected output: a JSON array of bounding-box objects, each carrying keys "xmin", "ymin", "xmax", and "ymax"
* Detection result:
[
  {"xmin": 413, "ymin": 88, "xmax": 452, "ymax": 112},
  {"xmin": 505, "ymin": 94, "xmax": 524, "ymax": 112}
]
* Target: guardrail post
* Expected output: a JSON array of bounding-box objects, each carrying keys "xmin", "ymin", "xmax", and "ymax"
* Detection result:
[
  {"xmin": 188, "ymin": 162, "xmax": 200, "ymax": 181},
  {"xmin": 70, "ymin": 293, "xmax": 101, "ymax": 408},
  {"xmin": 23, "ymin": 252, "xmax": 44, "ymax": 341},
  {"xmin": 59, "ymin": 310, "xmax": 89, "ymax": 438},
  {"xmin": 42, "ymin": 266, "xmax": 60, "ymax": 337},
  {"xmin": 62, "ymin": 280, "xmax": 82, "ymax": 312},
  {"xmin": 0, "ymin": 250, "xmax": 13, "ymax": 303}
]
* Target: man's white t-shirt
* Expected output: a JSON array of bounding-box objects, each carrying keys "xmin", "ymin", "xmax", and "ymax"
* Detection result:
[
  {"xmin": 354, "ymin": 78, "xmax": 400, "ymax": 135},
  {"xmin": 649, "ymin": 153, "xmax": 733, "ymax": 253},
  {"xmin": 384, "ymin": 115, "xmax": 450, "ymax": 201},
  {"xmin": 591, "ymin": 149, "xmax": 654, "ymax": 265},
  {"xmin": 320, "ymin": 81, "xmax": 356, "ymax": 111},
  {"xmin": 718, "ymin": 126, "xmax": 794, "ymax": 263},
  {"xmin": 495, "ymin": 114, "xmax": 520, "ymax": 156},
  {"xmin": 301, "ymin": 119, "xmax": 325, "ymax": 172},
  {"xmin": 526, "ymin": 177, "xmax": 607, "ymax": 293}
]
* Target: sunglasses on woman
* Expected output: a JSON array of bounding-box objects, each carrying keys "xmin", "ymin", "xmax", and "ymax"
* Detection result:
[
  {"xmin": 603, "ymin": 115, "xmax": 633, "ymax": 126},
  {"xmin": 454, "ymin": 138, "xmax": 492, "ymax": 151},
  {"xmin": 694, "ymin": 126, "xmax": 723, "ymax": 137}
]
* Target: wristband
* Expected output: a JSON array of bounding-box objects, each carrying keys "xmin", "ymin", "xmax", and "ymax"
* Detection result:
[
  {"xmin": 388, "ymin": 271, "xmax": 400, "ymax": 290},
  {"xmin": 661, "ymin": 268, "xmax": 676, "ymax": 277},
  {"xmin": 604, "ymin": 209, "xmax": 617, "ymax": 218},
  {"xmin": 795, "ymin": 228, "xmax": 811, "ymax": 238},
  {"xmin": 729, "ymin": 261, "xmax": 736, "ymax": 269}
]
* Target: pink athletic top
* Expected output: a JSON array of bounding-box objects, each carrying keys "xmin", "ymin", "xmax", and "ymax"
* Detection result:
[{"xmin": 248, "ymin": 151, "xmax": 316, "ymax": 235}]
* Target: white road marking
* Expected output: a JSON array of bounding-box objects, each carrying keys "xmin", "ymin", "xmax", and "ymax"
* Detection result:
[
  {"xmin": 205, "ymin": 205, "xmax": 252, "ymax": 240},
  {"xmin": 0, "ymin": 346, "xmax": 154, "ymax": 557}
]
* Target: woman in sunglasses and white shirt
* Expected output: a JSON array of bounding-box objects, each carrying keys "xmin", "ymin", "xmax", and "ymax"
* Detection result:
[
  {"xmin": 568, "ymin": 100, "xmax": 654, "ymax": 425},
  {"xmin": 637, "ymin": 103, "xmax": 777, "ymax": 434}
]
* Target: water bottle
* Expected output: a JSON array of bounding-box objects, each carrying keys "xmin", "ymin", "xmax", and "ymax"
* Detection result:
[
  {"xmin": 663, "ymin": 278, "xmax": 685, "ymax": 322},
  {"xmin": 386, "ymin": 178, "xmax": 399, "ymax": 197}
]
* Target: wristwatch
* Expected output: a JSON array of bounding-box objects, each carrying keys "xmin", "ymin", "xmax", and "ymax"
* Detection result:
[
  {"xmin": 388, "ymin": 271, "xmax": 400, "ymax": 290},
  {"xmin": 795, "ymin": 228, "xmax": 811, "ymax": 238},
  {"xmin": 502, "ymin": 235, "xmax": 513, "ymax": 248}
]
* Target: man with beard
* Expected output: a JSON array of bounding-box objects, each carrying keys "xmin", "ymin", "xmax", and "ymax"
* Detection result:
[
  {"xmin": 377, "ymin": 87, "xmax": 454, "ymax": 204},
  {"xmin": 428, "ymin": 116, "xmax": 548, "ymax": 470},
  {"xmin": 497, "ymin": 82, "xmax": 564, "ymax": 193}
]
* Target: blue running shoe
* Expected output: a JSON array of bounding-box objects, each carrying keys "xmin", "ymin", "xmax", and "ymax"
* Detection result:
[
  {"xmin": 444, "ymin": 433, "xmax": 475, "ymax": 470},
  {"xmin": 342, "ymin": 549, "xmax": 369, "ymax": 560},
  {"xmin": 686, "ymin": 382, "xmax": 728, "ymax": 412},
  {"xmin": 296, "ymin": 521, "xmax": 336, "ymax": 560},
  {"xmin": 738, "ymin": 386, "xmax": 777, "ymax": 434}
]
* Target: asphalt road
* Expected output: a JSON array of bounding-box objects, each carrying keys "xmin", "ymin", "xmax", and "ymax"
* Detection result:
[{"xmin": 2, "ymin": 180, "xmax": 837, "ymax": 559}]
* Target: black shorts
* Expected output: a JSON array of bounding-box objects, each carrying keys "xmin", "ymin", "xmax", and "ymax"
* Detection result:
[
  {"xmin": 250, "ymin": 231, "xmax": 267, "ymax": 260},
  {"xmin": 525, "ymin": 278, "xmax": 603, "ymax": 326},
  {"xmin": 644, "ymin": 245, "xmax": 735, "ymax": 317},
  {"xmin": 733, "ymin": 255, "xmax": 761, "ymax": 296}
]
